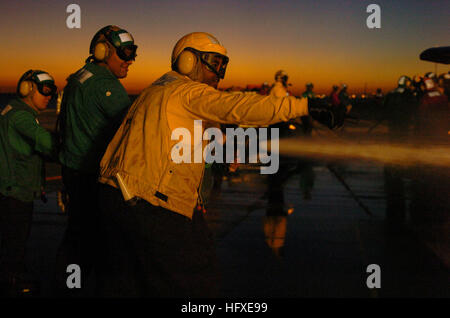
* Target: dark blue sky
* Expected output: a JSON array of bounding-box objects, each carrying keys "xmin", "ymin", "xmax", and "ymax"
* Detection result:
[{"xmin": 1, "ymin": 0, "xmax": 448, "ymax": 93}]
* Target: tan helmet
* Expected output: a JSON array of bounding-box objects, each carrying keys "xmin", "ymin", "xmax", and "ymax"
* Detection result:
[{"xmin": 171, "ymin": 32, "xmax": 228, "ymax": 78}]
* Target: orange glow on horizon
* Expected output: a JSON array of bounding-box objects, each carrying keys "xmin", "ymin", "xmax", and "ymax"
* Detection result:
[
  {"xmin": 2, "ymin": 52, "xmax": 444, "ymax": 96},
  {"xmin": 1, "ymin": 41, "xmax": 446, "ymax": 96}
]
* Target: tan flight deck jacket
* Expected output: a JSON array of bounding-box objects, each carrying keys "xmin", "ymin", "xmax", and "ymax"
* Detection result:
[
  {"xmin": 99, "ymin": 71, "xmax": 308, "ymax": 219},
  {"xmin": 270, "ymin": 82, "xmax": 289, "ymax": 97}
]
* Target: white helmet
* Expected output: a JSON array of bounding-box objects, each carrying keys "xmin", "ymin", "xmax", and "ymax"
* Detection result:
[{"xmin": 171, "ymin": 32, "xmax": 228, "ymax": 78}]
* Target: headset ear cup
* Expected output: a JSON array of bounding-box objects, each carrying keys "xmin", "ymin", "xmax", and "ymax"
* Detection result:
[
  {"xmin": 19, "ymin": 81, "xmax": 33, "ymax": 97},
  {"xmin": 177, "ymin": 50, "xmax": 196, "ymax": 75},
  {"xmin": 94, "ymin": 42, "xmax": 110, "ymax": 61}
]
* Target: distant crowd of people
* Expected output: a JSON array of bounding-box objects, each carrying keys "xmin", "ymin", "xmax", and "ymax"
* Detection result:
[{"xmin": 380, "ymin": 72, "xmax": 449, "ymax": 143}]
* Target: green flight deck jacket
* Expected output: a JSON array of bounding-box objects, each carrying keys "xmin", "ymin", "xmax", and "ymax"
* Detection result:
[{"xmin": 0, "ymin": 98, "xmax": 55, "ymax": 202}]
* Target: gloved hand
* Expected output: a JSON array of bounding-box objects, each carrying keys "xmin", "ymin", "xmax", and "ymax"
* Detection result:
[{"xmin": 307, "ymin": 98, "xmax": 345, "ymax": 129}]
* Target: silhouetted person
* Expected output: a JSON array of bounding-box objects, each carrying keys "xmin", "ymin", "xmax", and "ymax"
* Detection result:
[
  {"xmin": 56, "ymin": 25, "xmax": 137, "ymax": 294},
  {"xmin": 414, "ymin": 75, "xmax": 448, "ymax": 143},
  {"xmin": 409, "ymin": 75, "xmax": 449, "ymax": 265},
  {"xmin": 330, "ymin": 85, "xmax": 340, "ymax": 108},
  {"xmin": 383, "ymin": 76, "xmax": 417, "ymax": 232},
  {"xmin": 382, "ymin": 76, "xmax": 417, "ymax": 142},
  {"xmin": 0, "ymin": 70, "xmax": 57, "ymax": 296}
]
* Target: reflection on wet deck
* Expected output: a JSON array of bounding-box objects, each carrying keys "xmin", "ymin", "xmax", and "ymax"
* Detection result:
[
  {"xmin": 29, "ymin": 159, "xmax": 449, "ymax": 297},
  {"xmin": 204, "ymin": 162, "xmax": 449, "ymax": 297}
]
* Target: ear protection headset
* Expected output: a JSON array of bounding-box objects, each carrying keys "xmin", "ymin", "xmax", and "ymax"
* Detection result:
[
  {"xmin": 17, "ymin": 70, "xmax": 36, "ymax": 97},
  {"xmin": 94, "ymin": 41, "xmax": 111, "ymax": 62},
  {"xmin": 176, "ymin": 49, "xmax": 197, "ymax": 76},
  {"xmin": 175, "ymin": 47, "xmax": 228, "ymax": 79},
  {"xmin": 92, "ymin": 30, "xmax": 113, "ymax": 62},
  {"xmin": 89, "ymin": 26, "xmax": 116, "ymax": 62}
]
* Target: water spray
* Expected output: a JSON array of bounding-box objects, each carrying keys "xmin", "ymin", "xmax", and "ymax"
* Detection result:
[{"xmin": 271, "ymin": 137, "xmax": 450, "ymax": 169}]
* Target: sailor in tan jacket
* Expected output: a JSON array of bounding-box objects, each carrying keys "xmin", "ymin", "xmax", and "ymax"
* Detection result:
[
  {"xmin": 96, "ymin": 32, "xmax": 309, "ymax": 297},
  {"xmin": 270, "ymin": 70, "xmax": 290, "ymax": 97}
]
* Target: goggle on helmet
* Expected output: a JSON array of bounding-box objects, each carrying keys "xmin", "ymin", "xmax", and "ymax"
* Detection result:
[
  {"xmin": 18, "ymin": 70, "xmax": 57, "ymax": 97},
  {"xmin": 185, "ymin": 47, "xmax": 229, "ymax": 79},
  {"xmin": 91, "ymin": 26, "xmax": 138, "ymax": 62},
  {"xmin": 104, "ymin": 29, "xmax": 137, "ymax": 61}
]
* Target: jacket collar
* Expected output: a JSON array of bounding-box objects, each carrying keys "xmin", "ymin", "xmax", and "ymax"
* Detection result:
[
  {"xmin": 84, "ymin": 62, "xmax": 117, "ymax": 79},
  {"xmin": 9, "ymin": 97, "xmax": 38, "ymax": 117}
]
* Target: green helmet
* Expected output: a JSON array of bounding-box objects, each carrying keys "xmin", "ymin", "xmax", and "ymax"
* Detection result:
[
  {"xmin": 89, "ymin": 25, "xmax": 137, "ymax": 61},
  {"xmin": 17, "ymin": 70, "xmax": 57, "ymax": 97}
]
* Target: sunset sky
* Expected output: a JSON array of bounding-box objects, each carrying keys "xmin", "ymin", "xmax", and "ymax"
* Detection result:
[{"xmin": 1, "ymin": 0, "xmax": 449, "ymax": 95}]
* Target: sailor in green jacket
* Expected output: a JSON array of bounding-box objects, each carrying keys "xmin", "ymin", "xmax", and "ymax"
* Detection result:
[
  {"xmin": 299, "ymin": 82, "xmax": 316, "ymax": 135},
  {"xmin": 0, "ymin": 70, "xmax": 57, "ymax": 295},
  {"xmin": 56, "ymin": 25, "xmax": 136, "ymax": 289},
  {"xmin": 301, "ymin": 82, "xmax": 316, "ymax": 99}
]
